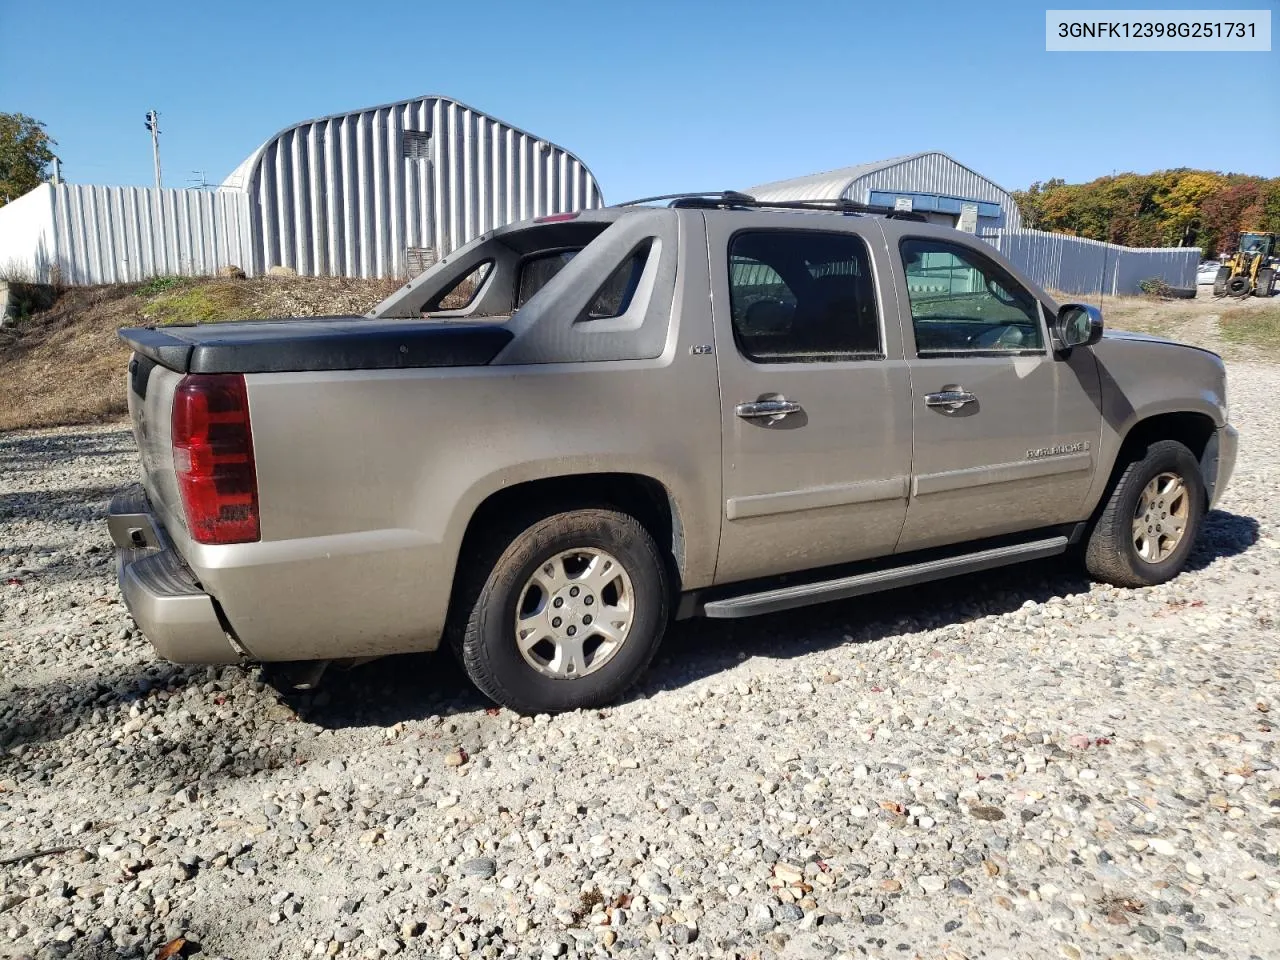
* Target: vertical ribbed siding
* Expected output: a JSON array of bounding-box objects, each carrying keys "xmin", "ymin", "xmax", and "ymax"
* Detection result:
[
  {"xmin": 750, "ymin": 153, "xmax": 1023, "ymax": 230},
  {"xmin": 852, "ymin": 154, "xmax": 1022, "ymax": 229},
  {"xmin": 982, "ymin": 228, "xmax": 1199, "ymax": 296},
  {"xmin": 48, "ymin": 185, "xmax": 252, "ymax": 284},
  {"xmin": 240, "ymin": 95, "xmax": 603, "ymax": 278}
]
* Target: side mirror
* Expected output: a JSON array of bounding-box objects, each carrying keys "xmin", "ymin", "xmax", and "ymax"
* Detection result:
[{"xmin": 1055, "ymin": 303, "xmax": 1103, "ymax": 349}]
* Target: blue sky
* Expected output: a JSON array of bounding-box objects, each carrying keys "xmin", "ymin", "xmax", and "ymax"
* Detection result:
[{"xmin": 2, "ymin": 0, "xmax": 1276, "ymax": 201}]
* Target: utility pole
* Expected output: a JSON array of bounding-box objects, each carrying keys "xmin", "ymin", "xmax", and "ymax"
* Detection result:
[
  {"xmin": 144, "ymin": 110, "xmax": 162, "ymax": 188},
  {"xmin": 50, "ymin": 156, "xmax": 63, "ymax": 185}
]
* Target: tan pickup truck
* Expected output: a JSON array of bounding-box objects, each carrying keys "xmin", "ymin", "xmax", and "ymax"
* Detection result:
[{"xmin": 109, "ymin": 194, "xmax": 1237, "ymax": 713}]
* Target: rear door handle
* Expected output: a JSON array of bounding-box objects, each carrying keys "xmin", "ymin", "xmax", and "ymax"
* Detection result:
[
  {"xmin": 924, "ymin": 389, "xmax": 977, "ymax": 411},
  {"xmin": 735, "ymin": 398, "xmax": 802, "ymax": 422}
]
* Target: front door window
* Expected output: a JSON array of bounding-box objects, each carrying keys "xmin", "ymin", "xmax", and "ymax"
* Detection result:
[{"xmin": 901, "ymin": 239, "xmax": 1045, "ymax": 355}]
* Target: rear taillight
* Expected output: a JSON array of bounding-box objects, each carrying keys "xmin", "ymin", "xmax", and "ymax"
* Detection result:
[
  {"xmin": 534, "ymin": 212, "xmax": 579, "ymax": 223},
  {"xmin": 171, "ymin": 373, "xmax": 260, "ymax": 544}
]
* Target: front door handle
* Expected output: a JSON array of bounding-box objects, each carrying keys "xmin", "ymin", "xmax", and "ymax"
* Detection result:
[
  {"xmin": 735, "ymin": 398, "xmax": 802, "ymax": 422},
  {"xmin": 924, "ymin": 389, "xmax": 977, "ymax": 411}
]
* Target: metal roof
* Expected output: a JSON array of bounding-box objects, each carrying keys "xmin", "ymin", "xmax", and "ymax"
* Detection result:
[
  {"xmin": 218, "ymin": 93, "xmax": 594, "ymax": 195},
  {"xmin": 748, "ymin": 152, "xmax": 1014, "ymax": 206}
]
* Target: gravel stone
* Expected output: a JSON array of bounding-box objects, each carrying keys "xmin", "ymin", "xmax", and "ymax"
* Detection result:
[
  {"xmin": 2, "ymin": 365, "xmax": 1279, "ymax": 960},
  {"xmin": 459, "ymin": 857, "xmax": 497, "ymax": 879}
]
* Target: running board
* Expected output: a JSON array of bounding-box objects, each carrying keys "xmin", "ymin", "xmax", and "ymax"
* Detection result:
[{"xmin": 701, "ymin": 536, "xmax": 1070, "ymax": 619}]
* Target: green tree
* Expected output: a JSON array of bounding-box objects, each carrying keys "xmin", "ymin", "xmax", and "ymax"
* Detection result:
[{"xmin": 0, "ymin": 113, "xmax": 56, "ymax": 206}]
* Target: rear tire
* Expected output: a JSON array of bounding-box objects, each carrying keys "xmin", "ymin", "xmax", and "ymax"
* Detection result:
[
  {"xmin": 1085, "ymin": 440, "xmax": 1205, "ymax": 588},
  {"xmin": 450, "ymin": 508, "xmax": 669, "ymax": 714},
  {"xmin": 1255, "ymin": 268, "xmax": 1275, "ymax": 298}
]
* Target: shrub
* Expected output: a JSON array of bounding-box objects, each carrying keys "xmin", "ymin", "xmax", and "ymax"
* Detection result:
[{"xmin": 1139, "ymin": 277, "xmax": 1172, "ymax": 298}]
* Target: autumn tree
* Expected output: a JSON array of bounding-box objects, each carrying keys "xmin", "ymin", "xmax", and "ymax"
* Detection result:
[
  {"xmin": 1011, "ymin": 168, "xmax": 1280, "ymax": 255},
  {"xmin": 0, "ymin": 113, "xmax": 56, "ymax": 206}
]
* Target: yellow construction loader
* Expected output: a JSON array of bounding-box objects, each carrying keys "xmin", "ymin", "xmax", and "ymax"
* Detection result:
[{"xmin": 1213, "ymin": 232, "xmax": 1277, "ymax": 297}]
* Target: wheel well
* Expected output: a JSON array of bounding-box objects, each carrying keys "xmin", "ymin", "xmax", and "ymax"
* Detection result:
[
  {"xmin": 458, "ymin": 473, "xmax": 684, "ymax": 587},
  {"xmin": 1118, "ymin": 412, "xmax": 1215, "ymax": 464},
  {"xmin": 1097, "ymin": 412, "xmax": 1218, "ymax": 512}
]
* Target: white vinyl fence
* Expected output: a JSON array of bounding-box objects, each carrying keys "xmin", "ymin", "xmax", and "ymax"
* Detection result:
[
  {"xmin": 52, "ymin": 185, "xmax": 254, "ymax": 284},
  {"xmin": 0, "ymin": 184, "xmax": 254, "ymax": 285},
  {"xmin": 982, "ymin": 228, "xmax": 1199, "ymax": 297}
]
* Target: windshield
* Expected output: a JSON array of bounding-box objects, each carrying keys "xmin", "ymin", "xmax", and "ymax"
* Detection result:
[{"xmin": 1240, "ymin": 234, "xmax": 1270, "ymax": 255}]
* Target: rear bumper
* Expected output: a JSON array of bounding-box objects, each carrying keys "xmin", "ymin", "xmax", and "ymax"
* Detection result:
[{"xmin": 108, "ymin": 485, "xmax": 244, "ymax": 664}]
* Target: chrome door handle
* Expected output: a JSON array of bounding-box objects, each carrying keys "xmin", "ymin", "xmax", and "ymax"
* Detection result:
[
  {"xmin": 735, "ymin": 398, "xmax": 802, "ymax": 421},
  {"xmin": 924, "ymin": 389, "xmax": 977, "ymax": 411}
]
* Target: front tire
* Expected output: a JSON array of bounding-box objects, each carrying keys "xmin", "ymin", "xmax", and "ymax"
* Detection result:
[
  {"xmin": 1255, "ymin": 268, "xmax": 1275, "ymax": 298},
  {"xmin": 452, "ymin": 508, "xmax": 669, "ymax": 714},
  {"xmin": 1085, "ymin": 440, "xmax": 1205, "ymax": 588}
]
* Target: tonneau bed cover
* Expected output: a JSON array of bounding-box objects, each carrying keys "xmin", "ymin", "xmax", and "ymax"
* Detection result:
[{"xmin": 118, "ymin": 318, "xmax": 513, "ymax": 374}]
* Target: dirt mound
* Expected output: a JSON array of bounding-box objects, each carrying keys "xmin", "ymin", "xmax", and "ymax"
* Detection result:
[{"xmin": 0, "ymin": 276, "xmax": 402, "ymax": 433}]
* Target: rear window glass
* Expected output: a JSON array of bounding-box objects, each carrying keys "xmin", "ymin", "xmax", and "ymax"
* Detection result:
[{"xmin": 517, "ymin": 251, "xmax": 578, "ymax": 308}]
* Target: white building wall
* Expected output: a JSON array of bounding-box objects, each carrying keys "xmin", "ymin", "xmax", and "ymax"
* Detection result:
[{"xmin": 0, "ymin": 185, "xmax": 56, "ymax": 282}]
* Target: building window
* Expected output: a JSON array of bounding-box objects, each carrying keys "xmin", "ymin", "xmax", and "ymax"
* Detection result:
[{"xmin": 403, "ymin": 131, "xmax": 432, "ymax": 161}]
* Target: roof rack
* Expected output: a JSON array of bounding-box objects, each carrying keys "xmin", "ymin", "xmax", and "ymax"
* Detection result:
[{"xmin": 615, "ymin": 191, "xmax": 928, "ymax": 221}]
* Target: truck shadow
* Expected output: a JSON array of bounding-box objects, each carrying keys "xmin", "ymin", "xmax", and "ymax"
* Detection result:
[{"xmin": 288, "ymin": 507, "xmax": 1259, "ymax": 728}]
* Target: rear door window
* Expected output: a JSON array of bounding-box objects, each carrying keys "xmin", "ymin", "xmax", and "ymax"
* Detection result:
[{"xmin": 727, "ymin": 230, "xmax": 881, "ymax": 362}]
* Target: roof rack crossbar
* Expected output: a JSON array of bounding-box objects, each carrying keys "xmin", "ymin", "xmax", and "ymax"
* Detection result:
[{"xmin": 615, "ymin": 191, "xmax": 927, "ymax": 220}]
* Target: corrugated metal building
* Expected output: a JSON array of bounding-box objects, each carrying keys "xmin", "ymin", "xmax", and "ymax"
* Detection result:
[
  {"xmin": 0, "ymin": 95, "xmax": 603, "ymax": 284},
  {"xmin": 220, "ymin": 94, "xmax": 604, "ymax": 278},
  {"xmin": 749, "ymin": 152, "xmax": 1023, "ymax": 231}
]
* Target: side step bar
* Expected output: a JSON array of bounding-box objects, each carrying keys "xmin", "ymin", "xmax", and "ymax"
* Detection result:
[{"xmin": 701, "ymin": 536, "xmax": 1069, "ymax": 619}]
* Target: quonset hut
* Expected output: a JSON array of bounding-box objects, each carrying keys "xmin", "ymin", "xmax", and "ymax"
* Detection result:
[
  {"xmin": 220, "ymin": 94, "xmax": 605, "ymax": 278},
  {"xmin": 749, "ymin": 152, "xmax": 1022, "ymax": 233}
]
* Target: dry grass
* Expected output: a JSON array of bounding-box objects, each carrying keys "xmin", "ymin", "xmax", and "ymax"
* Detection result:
[
  {"xmin": 1049, "ymin": 288, "xmax": 1280, "ymax": 362},
  {"xmin": 1219, "ymin": 303, "xmax": 1280, "ymax": 353},
  {"xmin": 0, "ymin": 275, "xmax": 403, "ymax": 433}
]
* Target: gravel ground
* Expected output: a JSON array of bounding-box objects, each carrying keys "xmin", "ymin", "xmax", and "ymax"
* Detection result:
[{"xmin": 2, "ymin": 363, "xmax": 1279, "ymax": 960}]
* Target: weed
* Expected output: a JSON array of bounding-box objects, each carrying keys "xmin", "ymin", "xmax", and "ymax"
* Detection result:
[
  {"xmin": 136, "ymin": 275, "xmax": 187, "ymax": 297},
  {"xmin": 139, "ymin": 281, "xmax": 255, "ymax": 326}
]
